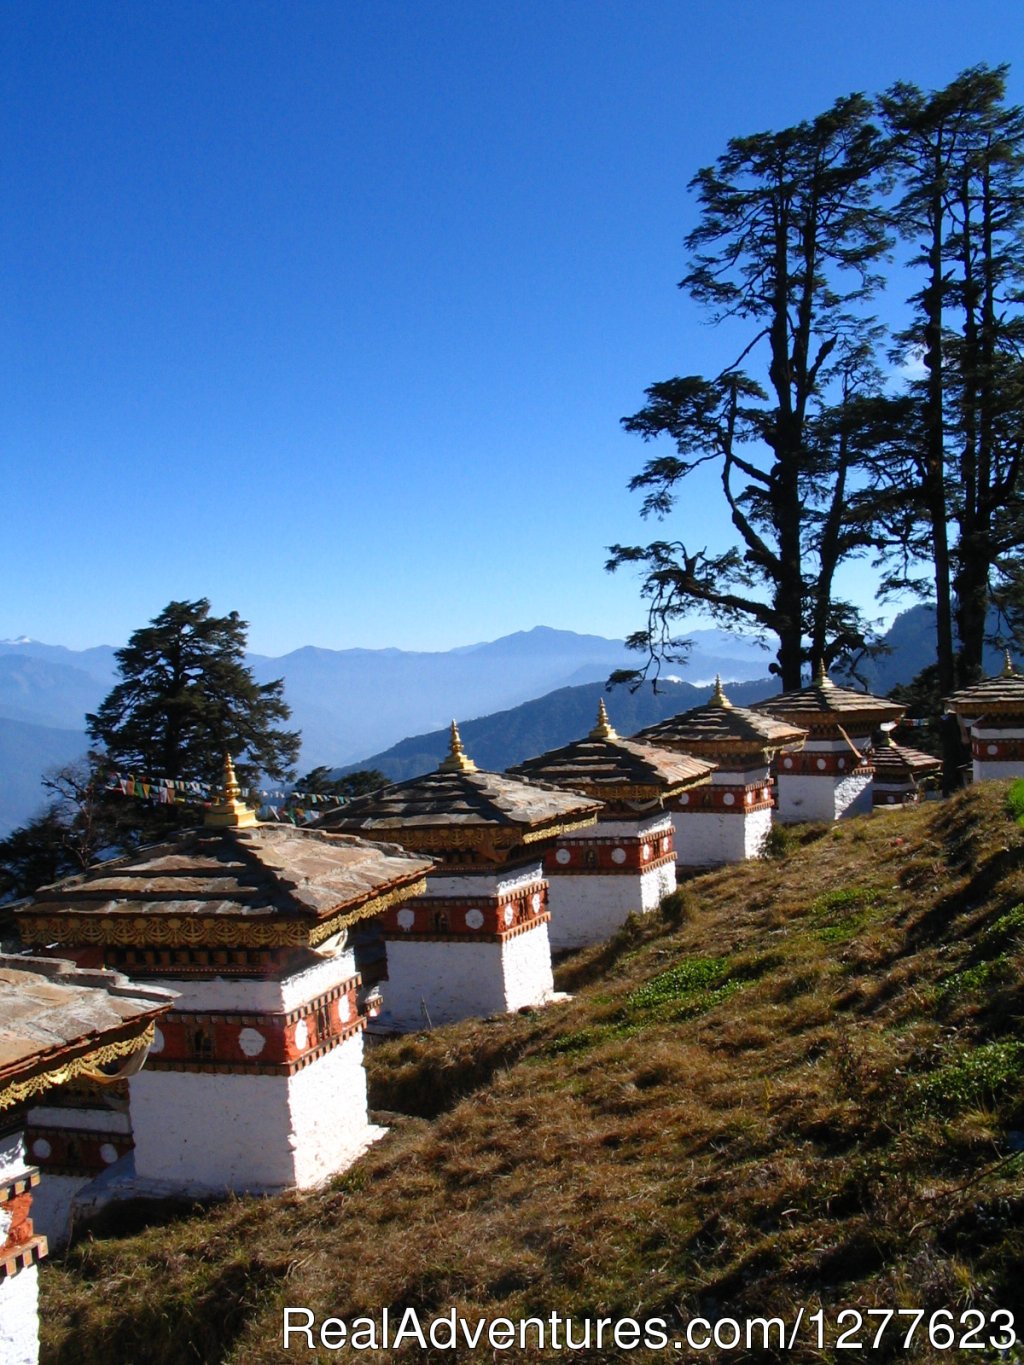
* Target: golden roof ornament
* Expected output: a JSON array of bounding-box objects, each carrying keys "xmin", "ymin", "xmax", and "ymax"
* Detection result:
[
  {"xmin": 438, "ymin": 720, "xmax": 478, "ymax": 774},
  {"xmin": 814, "ymin": 658, "xmax": 829, "ymax": 685},
  {"xmin": 1005, "ymin": 650, "xmax": 1017, "ymax": 678},
  {"xmin": 205, "ymin": 752, "xmax": 259, "ymax": 828},
  {"xmin": 710, "ymin": 675, "xmax": 733, "ymax": 708},
  {"xmin": 589, "ymin": 698, "xmax": 619, "ymax": 741}
]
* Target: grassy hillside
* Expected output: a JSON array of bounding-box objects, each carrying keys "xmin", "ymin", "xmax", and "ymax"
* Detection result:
[{"xmin": 41, "ymin": 783, "xmax": 1024, "ymax": 1363}]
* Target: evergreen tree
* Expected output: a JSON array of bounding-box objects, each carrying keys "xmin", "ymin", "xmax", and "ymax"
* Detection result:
[
  {"xmin": 87, "ymin": 599, "xmax": 300, "ymax": 788},
  {"xmin": 879, "ymin": 66, "xmax": 1024, "ymax": 688},
  {"xmin": 609, "ymin": 95, "xmax": 891, "ymax": 689}
]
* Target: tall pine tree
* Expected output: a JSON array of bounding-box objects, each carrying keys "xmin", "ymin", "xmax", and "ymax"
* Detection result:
[
  {"xmin": 609, "ymin": 95, "xmax": 891, "ymax": 689},
  {"xmin": 87, "ymin": 599, "xmax": 300, "ymax": 788}
]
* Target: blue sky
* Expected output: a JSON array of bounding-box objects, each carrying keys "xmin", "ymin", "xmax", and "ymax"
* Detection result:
[{"xmin": 4, "ymin": 1, "xmax": 1023, "ymax": 656}]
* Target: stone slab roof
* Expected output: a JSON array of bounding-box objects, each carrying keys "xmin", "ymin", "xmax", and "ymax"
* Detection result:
[
  {"xmin": 633, "ymin": 682, "xmax": 805, "ymax": 761},
  {"xmin": 0, "ymin": 955, "xmax": 173, "ymax": 1111},
  {"xmin": 508, "ymin": 734, "xmax": 714, "ymax": 798},
  {"xmin": 16, "ymin": 826, "xmax": 432, "ymax": 950},
  {"xmin": 753, "ymin": 672, "xmax": 904, "ymax": 733},
  {"xmin": 317, "ymin": 769, "xmax": 602, "ymax": 835},
  {"xmin": 945, "ymin": 662, "xmax": 1024, "ymax": 718},
  {"xmin": 871, "ymin": 738, "xmax": 942, "ymax": 781}
]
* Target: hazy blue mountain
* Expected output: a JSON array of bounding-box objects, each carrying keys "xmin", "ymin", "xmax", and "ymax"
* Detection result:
[
  {"xmin": 246, "ymin": 626, "xmax": 773, "ymax": 764},
  {"xmin": 338, "ymin": 676, "xmax": 782, "ymax": 782},
  {"xmin": 0, "ymin": 717, "xmax": 88, "ymax": 836},
  {"xmin": 0, "ymin": 626, "xmax": 772, "ymax": 833},
  {"xmin": 850, "ymin": 605, "xmax": 1010, "ymax": 693}
]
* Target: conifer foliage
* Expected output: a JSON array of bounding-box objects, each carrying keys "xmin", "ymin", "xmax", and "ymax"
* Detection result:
[
  {"xmin": 613, "ymin": 65, "xmax": 1024, "ymax": 692},
  {"xmin": 87, "ymin": 598, "xmax": 300, "ymax": 788}
]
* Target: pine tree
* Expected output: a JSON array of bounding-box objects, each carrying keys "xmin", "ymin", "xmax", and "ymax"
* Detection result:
[
  {"xmin": 879, "ymin": 66, "xmax": 1024, "ymax": 688},
  {"xmin": 610, "ymin": 95, "xmax": 890, "ymax": 689},
  {"xmin": 87, "ymin": 599, "xmax": 300, "ymax": 788}
]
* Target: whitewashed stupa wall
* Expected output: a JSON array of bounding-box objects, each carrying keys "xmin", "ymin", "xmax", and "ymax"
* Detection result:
[
  {"xmin": 24, "ymin": 1097, "xmax": 132, "ymax": 1249},
  {"xmin": 379, "ymin": 858, "xmax": 554, "ymax": 1030},
  {"xmin": 671, "ymin": 765, "xmax": 773, "ymax": 865},
  {"xmin": 774, "ymin": 738, "xmax": 873, "ymax": 823},
  {"xmin": 545, "ymin": 815, "xmax": 676, "ymax": 950},
  {"xmin": 0, "ymin": 1261, "xmax": 37, "ymax": 1365},
  {"xmin": 971, "ymin": 723, "xmax": 1024, "ymax": 781},
  {"xmin": 128, "ymin": 945, "xmax": 374, "ymax": 1195},
  {"xmin": 131, "ymin": 1021, "xmax": 375, "ymax": 1195},
  {"xmin": 673, "ymin": 806, "xmax": 772, "ymax": 864},
  {"xmin": 0, "ymin": 1130, "xmax": 41, "ymax": 1365}
]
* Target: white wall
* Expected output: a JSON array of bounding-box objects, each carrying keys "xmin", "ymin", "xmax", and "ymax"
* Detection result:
[
  {"xmin": 382, "ymin": 924, "xmax": 554, "ymax": 1031},
  {"xmin": 776, "ymin": 771, "xmax": 872, "ymax": 824},
  {"xmin": 547, "ymin": 863, "xmax": 675, "ymax": 951},
  {"xmin": 130, "ymin": 1029, "xmax": 372, "ymax": 1194},
  {"xmin": 0, "ymin": 1265, "xmax": 39, "ymax": 1365},
  {"xmin": 152, "ymin": 947, "xmax": 356, "ymax": 1015},
  {"xmin": 674, "ymin": 807, "xmax": 772, "ymax": 864}
]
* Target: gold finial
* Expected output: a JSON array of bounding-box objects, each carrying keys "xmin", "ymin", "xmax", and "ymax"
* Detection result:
[
  {"xmin": 1004, "ymin": 650, "xmax": 1017, "ymax": 677},
  {"xmin": 438, "ymin": 720, "xmax": 478, "ymax": 773},
  {"xmin": 710, "ymin": 675, "xmax": 732, "ymax": 708},
  {"xmin": 814, "ymin": 658, "xmax": 829, "ymax": 685},
  {"xmin": 589, "ymin": 698, "xmax": 619, "ymax": 740},
  {"xmin": 205, "ymin": 752, "xmax": 259, "ymax": 829}
]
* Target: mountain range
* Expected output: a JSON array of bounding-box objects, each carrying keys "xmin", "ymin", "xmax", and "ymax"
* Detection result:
[
  {"xmin": 0, "ymin": 625, "xmax": 771, "ymax": 834},
  {"xmin": 2, "ymin": 606, "xmax": 1009, "ymax": 837}
]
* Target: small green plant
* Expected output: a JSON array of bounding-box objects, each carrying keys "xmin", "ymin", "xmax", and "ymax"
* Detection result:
[
  {"xmin": 626, "ymin": 956, "xmax": 728, "ymax": 1009},
  {"xmin": 764, "ymin": 823, "xmax": 796, "ymax": 859},
  {"xmin": 938, "ymin": 956, "xmax": 1011, "ymax": 1001},
  {"xmin": 983, "ymin": 903, "xmax": 1024, "ymax": 950},
  {"xmin": 659, "ymin": 887, "xmax": 692, "ymax": 924},
  {"xmin": 915, "ymin": 1041, "xmax": 1024, "ymax": 1115},
  {"xmin": 1006, "ymin": 779, "xmax": 1024, "ymax": 827}
]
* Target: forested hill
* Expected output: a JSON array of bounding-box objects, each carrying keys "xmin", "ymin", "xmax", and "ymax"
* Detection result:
[{"xmin": 339, "ymin": 676, "xmax": 779, "ymax": 781}]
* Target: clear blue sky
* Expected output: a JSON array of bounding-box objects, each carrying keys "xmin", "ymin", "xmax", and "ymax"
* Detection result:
[{"xmin": 4, "ymin": 2, "xmax": 1022, "ymax": 656}]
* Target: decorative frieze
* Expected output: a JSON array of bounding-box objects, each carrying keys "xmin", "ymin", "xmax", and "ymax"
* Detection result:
[{"xmin": 144, "ymin": 977, "xmax": 364, "ymax": 1074}]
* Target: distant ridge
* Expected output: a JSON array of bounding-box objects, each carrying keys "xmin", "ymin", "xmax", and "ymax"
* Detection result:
[{"xmin": 339, "ymin": 675, "xmax": 781, "ymax": 782}]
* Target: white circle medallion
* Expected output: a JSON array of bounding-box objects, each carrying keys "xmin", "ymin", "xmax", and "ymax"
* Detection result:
[
  {"xmin": 783, "ymin": 756, "xmax": 794, "ymax": 769},
  {"xmin": 32, "ymin": 1138, "xmax": 51, "ymax": 1159},
  {"xmin": 100, "ymin": 1143, "xmax": 119, "ymax": 1165},
  {"xmin": 294, "ymin": 1020, "xmax": 309, "ymax": 1051},
  {"xmin": 150, "ymin": 1025, "xmax": 165, "ymax": 1055},
  {"xmin": 816, "ymin": 758, "xmax": 827, "ymax": 771},
  {"xmin": 723, "ymin": 792, "xmax": 735, "ymax": 806},
  {"xmin": 555, "ymin": 847, "xmax": 571, "ymax": 865},
  {"xmin": 397, "ymin": 907, "xmax": 415, "ymax": 930},
  {"xmin": 238, "ymin": 1027, "xmax": 266, "ymax": 1058},
  {"xmin": 679, "ymin": 792, "xmax": 689, "ymax": 805},
  {"xmin": 988, "ymin": 743, "xmax": 999, "ymax": 755},
  {"xmin": 465, "ymin": 908, "xmax": 485, "ymax": 930},
  {"xmin": 611, "ymin": 847, "xmax": 627, "ymax": 864}
]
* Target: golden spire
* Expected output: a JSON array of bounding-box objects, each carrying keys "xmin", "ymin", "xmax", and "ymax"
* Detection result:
[
  {"xmin": 814, "ymin": 658, "xmax": 829, "ymax": 685},
  {"xmin": 710, "ymin": 674, "xmax": 732, "ymax": 708},
  {"xmin": 1004, "ymin": 650, "xmax": 1017, "ymax": 677},
  {"xmin": 589, "ymin": 698, "xmax": 619, "ymax": 741},
  {"xmin": 205, "ymin": 753, "xmax": 259, "ymax": 829},
  {"xmin": 438, "ymin": 720, "xmax": 478, "ymax": 773}
]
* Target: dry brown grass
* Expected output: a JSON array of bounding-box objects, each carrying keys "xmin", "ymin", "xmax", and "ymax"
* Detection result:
[{"xmin": 40, "ymin": 782, "xmax": 1024, "ymax": 1363}]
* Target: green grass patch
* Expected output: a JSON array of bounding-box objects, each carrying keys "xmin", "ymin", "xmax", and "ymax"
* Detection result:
[
  {"xmin": 915, "ymin": 1040, "xmax": 1024, "ymax": 1115},
  {"xmin": 807, "ymin": 886, "xmax": 884, "ymax": 943},
  {"xmin": 626, "ymin": 955, "xmax": 729, "ymax": 1009},
  {"xmin": 938, "ymin": 955, "xmax": 1012, "ymax": 1000},
  {"xmin": 1007, "ymin": 779, "xmax": 1024, "ymax": 827}
]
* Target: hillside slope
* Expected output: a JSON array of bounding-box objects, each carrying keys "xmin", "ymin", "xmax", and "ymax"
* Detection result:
[{"xmin": 41, "ymin": 784, "xmax": 1024, "ymax": 1364}]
